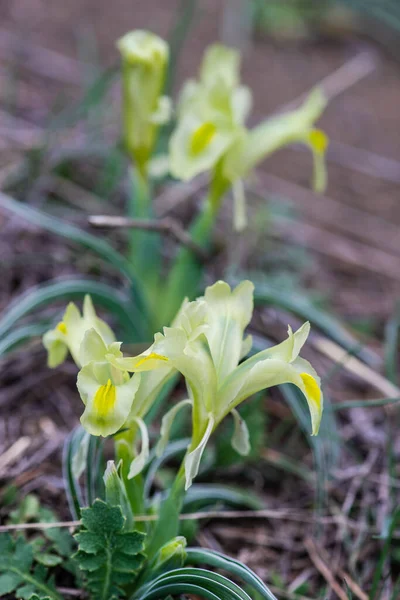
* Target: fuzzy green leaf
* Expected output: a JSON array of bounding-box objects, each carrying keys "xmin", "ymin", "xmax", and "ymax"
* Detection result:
[
  {"xmin": 74, "ymin": 531, "xmax": 104, "ymax": 554},
  {"xmin": 0, "ymin": 572, "xmax": 23, "ymax": 594},
  {"xmin": 0, "ymin": 534, "xmax": 61, "ymax": 600},
  {"xmin": 74, "ymin": 500, "xmax": 146, "ymax": 600},
  {"xmin": 35, "ymin": 554, "xmax": 63, "ymax": 568},
  {"xmin": 81, "ymin": 500, "xmax": 125, "ymax": 534}
]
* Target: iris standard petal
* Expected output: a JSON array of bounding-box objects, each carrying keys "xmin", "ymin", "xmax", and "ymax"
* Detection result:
[{"xmin": 203, "ymin": 280, "xmax": 254, "ymax": 382}]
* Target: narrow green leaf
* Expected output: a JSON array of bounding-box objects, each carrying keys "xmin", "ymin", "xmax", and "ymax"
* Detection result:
[
  {"xmin": 63, "ymin": 428, "xmax": 85, "ymax": 520},
  {"xmin": 153, "ymin": 568, "xmax": 252, "ymax": 600},
  {"xmin": 0, "ymin": 278, "xmax": 143, "ymax": 341},
  {"xmin": 0, "ymin": 324, "xmax": 47, "ymax": 356},
  {"xmin": 86, "ymin": 434, "xmax": 104, "ymax": 506},
  {"xmin": 0, "ymin": 191, "xmax": 134, "ymax": 281},
  {"xmin": 137, "ymin": 568, "xmax": 250, "ymax": 600},
  {"xmin": 185, "ymin": 548, "xmax": 278, "ymax": 600},
  {"xmin": 139, "ymin": 582, "xmax": 220, "ymax": 600},
  {"xmin": 183, "ymin": 484, "xmax": 263, "ymax": 512},
  {"xmin": 50, "ymin": 65, "xmax": 118, "ymax": 130}
]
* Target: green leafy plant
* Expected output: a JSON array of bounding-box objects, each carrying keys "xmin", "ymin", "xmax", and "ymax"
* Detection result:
[
  {"xmin": 74, "ymin": 500, "xmax": 146, "ymax": 599},
  {"xmin": 0, "ymin": 534, "xmax": 61, "ymax": 600}
]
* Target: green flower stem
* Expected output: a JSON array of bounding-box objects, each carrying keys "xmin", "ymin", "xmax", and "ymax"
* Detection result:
[
  {"xmin": 127, "ymin": 167, "xmax": 162, "ymax": 327},
  {"xmin": 160, "ymin": 175, "xmax": 229, "ymax": 325},
  {"xmin": 146, "ymin": 462, "xmax": 186, "ymax": 559},
  {"xmin": 115, "ymin": 432, "xmax": 146, "ymax": 533}
]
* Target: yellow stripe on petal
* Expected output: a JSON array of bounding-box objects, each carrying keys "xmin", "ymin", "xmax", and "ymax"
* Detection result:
[
  {"xmin": 308, "ymin": 129, "xmax": 328, "ymax": 154},
  {"xmin": 190, "ymin": 122, "xmax": 216, "ymax": 156},
  {"xmin": 94, "ymin": 379, "xmax": 116, "ymax": 418},
  {"xmin": 56, "ymin": 321, "xmax": 67, "ymax": 334},
  {"xmin": 308, "ymin": 129, "xmax": 329, "ymax": 193},
  {"xmin": 300, "ymin": 372, "xmax": 322, "ymax": 435},
  {"xmin": 135, "ymin": 352, "xmax": 168, "ymax": 368}
]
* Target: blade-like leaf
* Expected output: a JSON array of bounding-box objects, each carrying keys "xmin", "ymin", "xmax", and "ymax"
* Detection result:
[
  {"xmin": 185, "ymin": 548, "xmax": 278, "ymax": 600},
  {"xmin": 50, "ymin": 65, "xmax": 118, "ymax": 130},
  {"xmin": 136, "ymin": 568, "xmax": 251, "ymax": 600},
  {"xmin": 0, "ymin": 278, "xmax": 144, "ymax": 341},
  {"xmin": 183, "ymin": 484, "xmax": 263, "ymax": 512},
  {"xmin": 138, "ymin": 582, "xmax": 221, "ymax": 600},
  {"xmin": 0, "ymin": 324, "xmax": 47, "ymax": 356},
  {"xmin": 62, "ymin": 428, "xmax": 86, "ymax": 520},
  {"xmin": 85, "ymin": 434, "xmax": 104, "ymax": 506},
  {"xmin": 0, "ymin": 191, "xmax": 134, "ymax": 281}
]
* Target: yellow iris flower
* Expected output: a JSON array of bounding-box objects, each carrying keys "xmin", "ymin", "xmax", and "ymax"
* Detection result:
[
  {"xmin": 169, "ymin": 43, "xmax": 328, "ymax": 231},
  {"xmin": 108, "ymin": 280, "xmax": 323, "ymax": 489}
]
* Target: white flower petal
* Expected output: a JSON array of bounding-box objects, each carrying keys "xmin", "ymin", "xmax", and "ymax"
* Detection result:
[
  {"xmin": 204, "ymin": 280, "xmax": 254, "ymax": 382},
  {"xmin": 71, "ymin": 431, "xmax": 91, "ymax": 479},
  {"xmin": 128, "ymin": 417, "xmax": 150, "ymax": 479},
  {"xmin": 240, "ymin": 334, "xmax": 253, "ymax": 360},
  {"xmin": 184, "ymin": 414, "xmax": 214, "ymax": 490},
  {"xmin": 231, "ymin": 409, "xmax": 250, "ymax": 455},
  {"xmin": 79, "ymin": 329, "xmax": 108, "ymax": 366},
  {"xmin": 42, "ymin": 327, "xmax": 68, "ymax": 368}
]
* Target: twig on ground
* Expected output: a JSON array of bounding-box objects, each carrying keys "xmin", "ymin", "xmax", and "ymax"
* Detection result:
[
  {"xmin": 317, "ymin": 543, "xmax": 369, "ymax": 600},
  {"xmin": 0, "ymin": 28, "xmax": 86, "ymax": 85},
  {"xmin": 328, "ymin": 140, "xmax": 400, "ymax": 186},
  {"xmin": 268, "ymin": 585, "xmax": 315, "ymax": 600},
  {"xmin": 313, "ymin": 336, "xmax": 400, "ymax": 398},
  {"xmin": 153, "ymin": 174, "xmax": 208, "ymax": 216},
  {"xmin": 271, "ymin": 214, "xmax": 400, "ymax": 282},
  {"xmin": 88, "ymin": 214, "xmax": 210, "ymax": 261},
  {"xmin": 57, "ymin": 587, "xmax": 86, "ymax": 598},
  {"xmin": 252, "ymin": 174, "xmax": 400, "ymax": 257},
  {"xmin": 0, "ymin": 508, "xmax": 394, "ymax": 535},
  {"xmin": 7, "ymin": 438, "xmax": 64, "ymax": 478},
  {"xmin": 0, "ymin": 437, "xmax": 31, "ymax": 474},
  {"xmin": 304, "ymin": 537, "xmax": 349, "ymax": 600},
  {"xmin": 282, "ymin": 49, "xmax": 378, "ymax": 111},
  {"xmin": 45, "ymin": 176, "xmax": 118, "ymax": 215}
]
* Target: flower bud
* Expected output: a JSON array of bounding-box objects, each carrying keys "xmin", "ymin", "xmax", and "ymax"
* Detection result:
[
  {"xmin": 103, "ymin": 460, "xmax": 134, "ymax": 530},
  {"xmin": 117, "ymin": 30, "xmax": 170, "ymax": 174}
]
